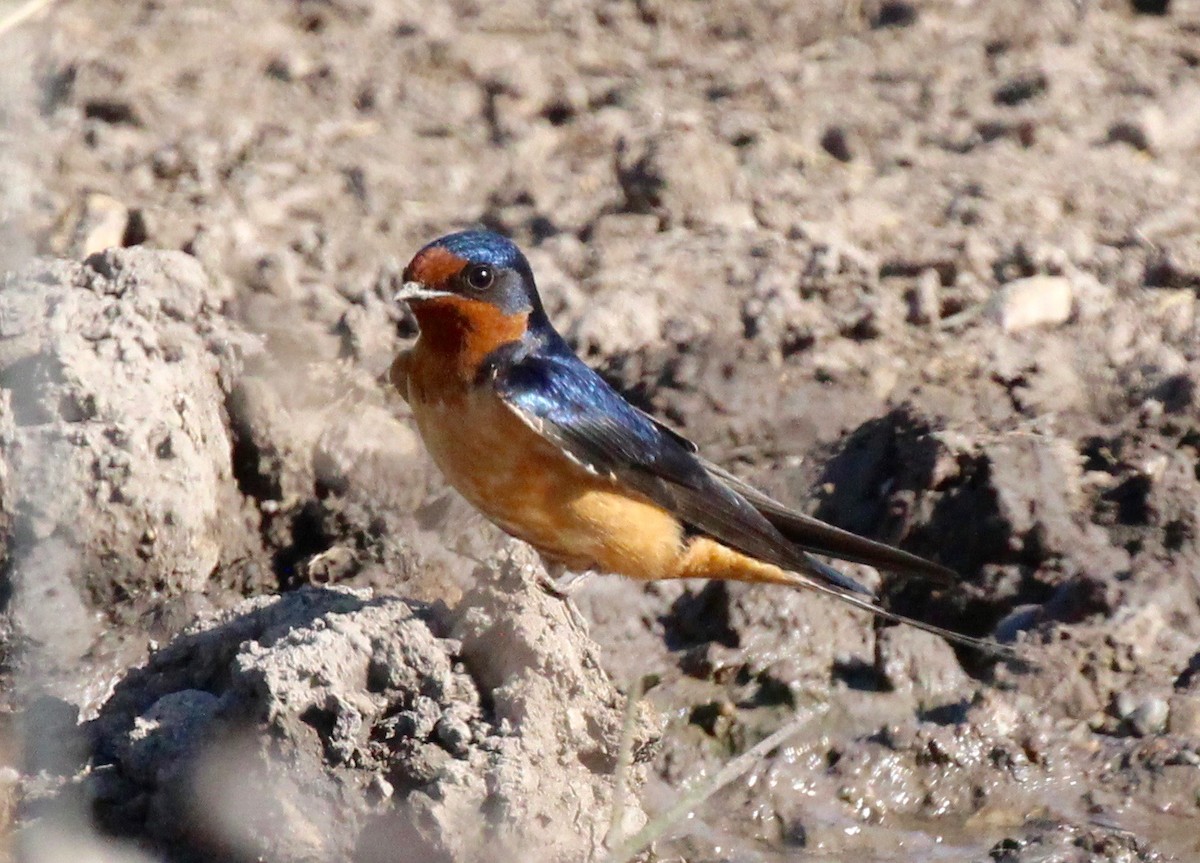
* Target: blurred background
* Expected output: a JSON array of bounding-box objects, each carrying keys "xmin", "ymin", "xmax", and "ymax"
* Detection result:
[{"xmin": 1, "ymin": 0, "xmax": 1199, "ymax": 861}]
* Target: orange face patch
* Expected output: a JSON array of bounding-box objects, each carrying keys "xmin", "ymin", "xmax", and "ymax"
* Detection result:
[
  {"xmin": 408, "ymin": 296, "xmax": 529, "ymax": 389},
  {"xmin": 404, "ymin": 246, "xmax": 467, "ymax": 289}
]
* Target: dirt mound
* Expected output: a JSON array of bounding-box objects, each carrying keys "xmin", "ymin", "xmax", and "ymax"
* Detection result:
[
  {"xmin": 64, "ymin": 546, "xmax": 653, "ymax": 863},
  {"xmin": 0, "ymin": 249, "xmax": 263, "ymax": 706}
]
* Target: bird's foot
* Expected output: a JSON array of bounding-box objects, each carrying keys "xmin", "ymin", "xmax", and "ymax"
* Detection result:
[
  {"xmin": 537, "ymin": 559, "xmax": 596, "ymax": 597},
  {"xmin": 538, "ymin": 563, "xmax": 593, "ymax": 634},
  {"xmin": 544, "ymin": 568, "xmax": 595, "ymax": 598}
]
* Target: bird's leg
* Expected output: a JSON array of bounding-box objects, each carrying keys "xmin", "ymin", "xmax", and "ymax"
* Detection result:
[
  {"xmin": 538, "ymin": 559, "xmax": 596, "ymax": 598},
  {"xmin": 537, "ymin": 558, "xmax": 593, "ymax": 635},
  {"xmin": 551, "ymin": 568, "xmax": 596, "ymax": 596}
]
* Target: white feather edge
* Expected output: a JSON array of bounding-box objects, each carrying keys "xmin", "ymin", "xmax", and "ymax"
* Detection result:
[{"xmin": 496, "ymin": 396, "xmax": 609, "ymax": 479}]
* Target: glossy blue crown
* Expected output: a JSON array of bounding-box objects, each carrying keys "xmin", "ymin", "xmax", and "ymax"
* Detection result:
[{"xmin": 425, "ymin": 230, "xmax": 525, "ymax": 269}]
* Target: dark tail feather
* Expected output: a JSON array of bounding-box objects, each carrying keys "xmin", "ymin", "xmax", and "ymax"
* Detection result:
[
  {"xmin": 702, "ymin": 459, "xmax": 957, "ymax": 585},
  {"xmin": 767, "ymin": 506, "xmax": 957, "ymax": 584},
  {"xmin": 695, "ymin": 460, "xmax": 1013, "ymax": 657}
]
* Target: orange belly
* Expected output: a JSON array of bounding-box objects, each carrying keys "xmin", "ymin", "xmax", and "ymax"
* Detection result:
[{"xmin": 405, "ymin": 371, "xmax": 686, "ymax": 579}]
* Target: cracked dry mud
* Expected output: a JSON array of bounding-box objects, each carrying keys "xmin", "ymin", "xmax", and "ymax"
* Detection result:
[{"xmin": 2, "ymin": 0, "xmax": 1199, "ymax": 861}]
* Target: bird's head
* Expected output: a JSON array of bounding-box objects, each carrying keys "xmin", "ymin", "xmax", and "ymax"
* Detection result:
[{"xmin": 398, "ymin": 230, "xmax": 544, "ymax": 321}]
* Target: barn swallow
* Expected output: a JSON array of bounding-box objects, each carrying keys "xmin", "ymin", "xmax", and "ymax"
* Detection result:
[{"xmin": 392, "ymin": 230, "xmax": 1005, "ymax": 654}]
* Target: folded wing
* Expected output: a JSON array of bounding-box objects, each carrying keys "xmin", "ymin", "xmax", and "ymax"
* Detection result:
[
  {"xmin": 491, "ymin": 345, "xmax": 1016, "ymax": 656},
  {"xmin": 498, "ymin": 344, "xmax": 948, "ymax": 582}
]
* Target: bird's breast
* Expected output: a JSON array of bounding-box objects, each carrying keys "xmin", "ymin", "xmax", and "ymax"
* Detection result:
[{"xmin": 402, "ymin": 352, "xmax": 684, "ymax": 578}]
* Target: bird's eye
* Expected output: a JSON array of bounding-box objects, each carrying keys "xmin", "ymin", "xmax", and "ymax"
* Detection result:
[{"xmin": 464, "ymin": 264, "xmax": 495, "ymax": 291}]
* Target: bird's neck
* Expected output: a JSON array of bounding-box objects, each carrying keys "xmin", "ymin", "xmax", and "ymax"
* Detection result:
[{"xmin": 412, "ymin": 297, "xmax": 529, "ymax": 385}]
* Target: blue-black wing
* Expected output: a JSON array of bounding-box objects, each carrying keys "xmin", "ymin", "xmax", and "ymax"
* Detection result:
[{"xmin": 491, "ymin": 342, "xmax": 883, "ymax": 595}]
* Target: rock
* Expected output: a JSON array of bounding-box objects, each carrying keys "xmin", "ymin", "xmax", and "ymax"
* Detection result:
[
  {"xmin": 993, "ymin": 604, "xmax": 1042, "ymax": 643},
  {"xmin": 905, "ymin": 268, "xmax": 941, "ymax": 326},
  {"xmin": 50, "ymin": 192, "xmax": 132, "ymax": 258},
  {"xmin": 1126, "ymin": 696, "xmax": 1169, "ymax": 737},
  {"xmin": 1107, "ymin": 120, "xmax": 1152, "ymax": 153},
  {"xmin": 81, "ymin": 544, "xmax": 656, "ymax": 863},
  {"xmin": 819, "ymin": 126, "xmax": 854, "ymax": 163},
  {"xmin": 993, "ymin": 72, "xmax": 1048, "ymax": 107},
  {"xmin": 1115, "ymin": 691, "xmax": 1170, "ymax": 737},
  {"xmin": 1112, "ymin": 87, "xmax": 1200, "ymax": 157},
  {"xmin": 0, "ymin": 250, "xmax": 260, "ymax": 702},
  {"xmin": 870, "ymin": 1, "xmax": 918, "ymax": 28},
  {"xmin": 994, "ymin": 275, "xmax": 1073, "ymax": 332},
  {"xmin": 984, "ymin": 822, "xmax": 1167, "ymax": 862},
  {"xmin": 875, "ymin": 625, "xmax": 970, "ymax": 700}
]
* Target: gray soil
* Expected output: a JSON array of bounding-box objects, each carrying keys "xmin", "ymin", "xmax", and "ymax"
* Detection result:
[{"xmin": 1, "ymin": 0, "xmax": 1199, "ymax": 861}]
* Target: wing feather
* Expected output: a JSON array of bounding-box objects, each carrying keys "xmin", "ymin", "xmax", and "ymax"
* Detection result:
[
  {"xmin": 495, "ymin": 350, "xmax": 871, "ymax": 595},
  {"xmin": 629, "ymin": 403, "xmax": 956, "ymax": 584}
]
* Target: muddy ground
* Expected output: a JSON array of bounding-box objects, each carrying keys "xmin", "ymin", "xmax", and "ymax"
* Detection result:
[{"xmin": 1, "ymin": 0, "xmax": 1199, "ymax": 860}]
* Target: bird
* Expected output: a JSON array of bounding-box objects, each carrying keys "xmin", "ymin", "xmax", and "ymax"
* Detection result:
[{"xmin": 391, "ymin": 229, "xmax": 1006, "ymax": 655}]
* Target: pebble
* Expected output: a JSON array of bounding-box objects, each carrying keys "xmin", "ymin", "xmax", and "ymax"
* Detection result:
[
  {"xmin": 367, "ymin": 774, "xmax": 394, "ymax": 802},
  {"xmin": 435, "ymin": 715, "xmax": 473, "ymax": 757},
  {"xmin": 993, "ymin": 604, "xmax": 1041, "ymax": 643},
  {"xmin": 906, "ymin": 268, "xmax": 941, "ymax": 325},
  {"xmin": 994, "ymin": 275, "xmax": 1074, "ymax": 332},
  {"xmin": 1119, "ymin": 694, "xmax": 1169, "ymax": 737},
  {"xmin": 54, "ymin": 192, "xmax": 131, "ymax": 257}
]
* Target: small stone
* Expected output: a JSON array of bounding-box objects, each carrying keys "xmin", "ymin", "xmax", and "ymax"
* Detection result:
[
  {"xmin": 1112, "ymin": 104, "xmax": 1174, "ymax": 156},
  {"xmin": 875, "ymin": 626, "xmax": 969, "ymax": 699},
  {"xmin": 994, "ymin": 275, "xmax": 1073, "ymax": 332},
  {"xmin": 1127, "ymin": 696, "xmax": 1169, "ymax": 737},
  {"xmin": 1107, "ymin": 120, "xmax": 1151, "ymax": 152},
  {"xmin": 993, "ymin": 73, "xmax": 1048, "ymax": 107},
  {"xmin": 871, "ymin": 1, "xmax": 918, "ymax": 28},
  {"xmin": 993, "ymin": 604, "xmax": 1041, "ymax": 643},
  {"xmin": 54, "ymin": 192, "xmax": 131, "ymax": 257},
  {"xmin": 1114, "ymin": 690, "xmax": 1137, "ymax": 720},
  {"xmin": 906, "ymin": 268, "xmax": 941, "ymax": 326},
  {"xmin": 300, "ymin": 546, "xmax": 357, "ymax": 584},
  {"xmin": 966, "ymin": 690, "xmax": 1023, "ymax": 737},
  {"xmin": 367, "ymin": 774, "xmax": 394, "ymax": 802},
  {"xmin": 868, "ymin": 364, "xmax": 899, "ymax": 400},
  {"xmin": 819, "ymin": 126, "xmax": 854, "ymax": 163},
  {"xmin": 434, "ymin": 715, "xmax": 473, "ymax": 757}
]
